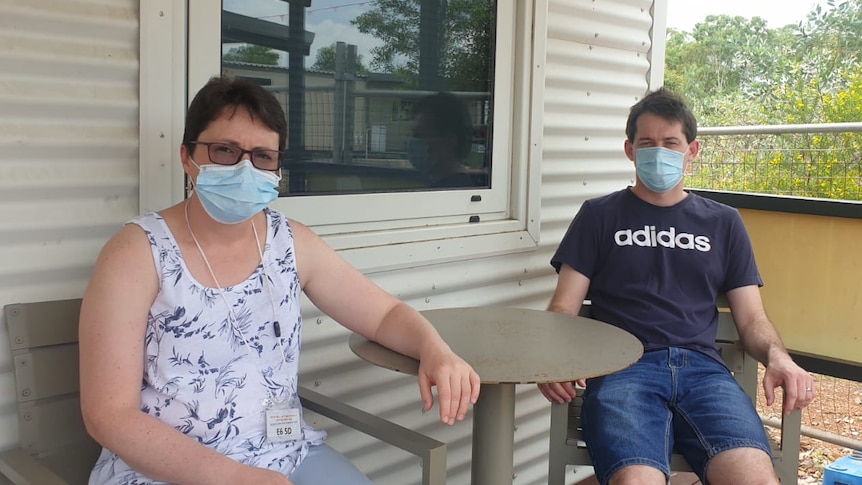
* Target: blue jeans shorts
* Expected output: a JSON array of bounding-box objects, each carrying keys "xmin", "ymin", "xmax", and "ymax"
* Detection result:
[{"xmin": 581, "ymin": 347, "xmax": 771, "ymax": 485}]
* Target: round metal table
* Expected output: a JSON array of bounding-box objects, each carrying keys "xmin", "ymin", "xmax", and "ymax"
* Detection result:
[{"xmin": 348, "ymin": 306, "xmax": 643, "ymax": 485}]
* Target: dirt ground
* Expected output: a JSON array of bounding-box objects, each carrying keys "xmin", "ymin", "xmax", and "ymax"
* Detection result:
[{"xmin": 755, "ymin": 367, "xmax": 862, "ymax": 483}]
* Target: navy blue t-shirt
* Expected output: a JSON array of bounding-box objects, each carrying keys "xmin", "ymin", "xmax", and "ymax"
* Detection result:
[{"xmin": 551, "ymin": 188, "xmax": 762, "ymax": 362}]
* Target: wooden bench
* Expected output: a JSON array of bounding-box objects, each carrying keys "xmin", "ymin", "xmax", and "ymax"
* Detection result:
[
  {"xmin": 0, "ymin": 299, "xmax": 446, "ymax": 485},
  {"xmin": 547, "ymin": 299, "xmax": 802, "ymax": 484}
]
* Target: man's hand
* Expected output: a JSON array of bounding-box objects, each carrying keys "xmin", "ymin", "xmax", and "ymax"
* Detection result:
[
  {"xmin": 537, "ymin": 380, "xmax": 586, "ymax": 403},
  {"xmin": 417, "ymin": 347, "xmax": 481, "ymax": 425},
  {"xmin": 763, "ymin": 354, "xmax": 816, "ymax": 415}
]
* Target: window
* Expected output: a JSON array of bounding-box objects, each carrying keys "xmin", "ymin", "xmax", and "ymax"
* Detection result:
[{"xmin": 187, "ymin": 0, "xmax": 544, "ymax": 270}]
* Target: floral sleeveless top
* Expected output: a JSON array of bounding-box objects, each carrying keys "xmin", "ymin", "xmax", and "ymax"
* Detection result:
[{"xmin": 89, "ymin": 208, "xmax": 326, "ymax": 484}]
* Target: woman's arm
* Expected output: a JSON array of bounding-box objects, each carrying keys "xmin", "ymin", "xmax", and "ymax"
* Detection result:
[
  {"xmin": 79, "ymin": 224, "xmax": 291, "ymax": 485},
  {"xmin": 291, "ymin": 220, "xmax": 480, "ymax": 425}
]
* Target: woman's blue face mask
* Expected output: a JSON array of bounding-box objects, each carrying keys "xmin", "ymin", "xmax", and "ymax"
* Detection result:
[
  {"xmin": 635, "ymin": 146, "xmax": 686, "ymax": 193},
  {"xmin": 190, "ymin": 158, "xmax": 281, "ymax": 224}
]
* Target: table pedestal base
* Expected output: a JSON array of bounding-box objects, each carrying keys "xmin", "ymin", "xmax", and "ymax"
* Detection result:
[{"xmin": 471, "ymin": 383, "xmax": 515, "ymax": 485}]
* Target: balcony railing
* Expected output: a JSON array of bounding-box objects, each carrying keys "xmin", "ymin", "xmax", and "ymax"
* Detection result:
[
  {"xmin": 688, "ymin": 123, "xmax": 862, "ymax": 457},
  {"xmin": 687, "ymin": 123, "xmax": 862, "ymax": 201}
]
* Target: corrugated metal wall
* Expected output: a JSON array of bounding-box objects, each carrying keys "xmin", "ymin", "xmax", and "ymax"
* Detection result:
[
  {"xmin": 301, "ymin": 1, "xmax": 655, "ymax": 484},
  {"xmin": 0, "ymin": 0, "xmax": 139, "ymax": 451},
  {"xmin": 0, "ymin": 0, "xmax": 654, "ymax": 484}
]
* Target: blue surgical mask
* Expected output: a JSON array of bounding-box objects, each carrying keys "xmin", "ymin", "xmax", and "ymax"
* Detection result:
[
  {"xmin": 635, "ymin": 147, "xmax": 686, "ymax": 193},
  {"xmin": 190, "ymin": 158, "xmax": 280, "ymax": 224},
  {"xmin": 406, "ymin": 137, "xmax": 433, "ymax": 174}
]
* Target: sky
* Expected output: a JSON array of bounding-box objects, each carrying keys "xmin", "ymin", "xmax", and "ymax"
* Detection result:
[{"xmin": 666, "ymin": 0, "xmax": 835, "ymax": 31}]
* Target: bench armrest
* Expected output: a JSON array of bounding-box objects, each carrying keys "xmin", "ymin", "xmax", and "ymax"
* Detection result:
[
  {"xmin": 0, "ymin": 448, "xmax": 68, "ymax": 485},
  {"xmin": 298, "ymin": 385, "xmax": 446, "ymax": 485},
  {"xmin": 775, "ymin": 409, "xmax": 802, "ymax": 485}
]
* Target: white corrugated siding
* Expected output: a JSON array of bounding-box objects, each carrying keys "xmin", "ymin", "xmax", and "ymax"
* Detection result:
[
  {"xmin": 0, "ymin": 0, "xmax": 655, "ymax": 484},
  {"xmin": 0, "ymin": 0, "xmax": 139, "ymax": 451},
  {"xmin": 300, "ymin": 1, "xmax": 655, "ymax": 484}
]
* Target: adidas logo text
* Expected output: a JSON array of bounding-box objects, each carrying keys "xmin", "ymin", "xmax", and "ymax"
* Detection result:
[{"xmin": 614, "ymin": 225, "xmax": 711, "ymax": 252}]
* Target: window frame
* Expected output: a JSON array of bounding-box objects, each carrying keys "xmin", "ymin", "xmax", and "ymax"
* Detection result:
[{"xmin": 174, "ymin": 0, "xmax": 546, "ymax": 272}]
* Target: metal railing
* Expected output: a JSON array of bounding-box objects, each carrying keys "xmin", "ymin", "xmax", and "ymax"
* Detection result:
[
  {"xmin": 702, "ymin": 123, "xmax": 862, "ymax": 454},
  {"xmin": 688, "ymin": 123, "xmax": 862, "ymax": 201}
]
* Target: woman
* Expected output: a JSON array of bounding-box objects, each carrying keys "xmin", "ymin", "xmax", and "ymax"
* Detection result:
[{"xmin": 79, "ymin": 76, "xmax": 480, "ymax": 485}]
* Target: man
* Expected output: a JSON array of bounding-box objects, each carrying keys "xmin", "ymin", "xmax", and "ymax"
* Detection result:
[{"xmin": 539, "ymin": 87, "xmax": 814, "ymax": 485}]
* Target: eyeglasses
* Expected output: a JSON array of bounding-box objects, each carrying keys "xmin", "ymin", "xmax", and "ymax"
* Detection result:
[{"xmin": 190, "ymin": 141, "xmax": 282, "ymax": 172}]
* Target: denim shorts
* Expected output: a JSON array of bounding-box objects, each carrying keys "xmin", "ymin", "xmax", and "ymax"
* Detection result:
[{"xmin": 581, "ymin": 347, "xmax": 771, "ymax": 485}]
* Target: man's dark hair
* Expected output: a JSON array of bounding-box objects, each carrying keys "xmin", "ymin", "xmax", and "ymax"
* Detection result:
[
  {"xmin": 625, "ymin": 87, "xmax": 697, "ymax": 144},
  {"xmin": 182, "ymin": 76, "xmax": 288, "ymax": 152},
  {"xmin": 413, "ymin": 92, "xmax": 474, "ymax": 159}
]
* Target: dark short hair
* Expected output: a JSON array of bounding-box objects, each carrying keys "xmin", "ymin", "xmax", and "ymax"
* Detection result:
[
  {"xmin": 413, "ymin": 92, "xmax": 474, "ymax": 159},
  {"xmin": 182, "ymin": 76, "xmax": 287, "ymax": 152},
  {"xmin": 625, "ymin": 87, "xmax": 697, "ymax": 144}
]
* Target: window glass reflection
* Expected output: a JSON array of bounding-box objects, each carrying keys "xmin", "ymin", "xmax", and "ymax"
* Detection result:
[{"xmin": 221, "ymin": 0, "xmax": 495, "ymax": 195}]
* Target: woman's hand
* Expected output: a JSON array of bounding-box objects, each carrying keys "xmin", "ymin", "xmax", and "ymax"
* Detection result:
[{"xmin": 417, "ymin": 344, "xmax": 481, "ymax": 425}]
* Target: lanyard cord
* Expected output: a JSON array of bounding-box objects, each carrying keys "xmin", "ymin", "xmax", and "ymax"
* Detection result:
[{"xmin": 184, "ymin": 200, "xmax": 288, "ymax": 407}]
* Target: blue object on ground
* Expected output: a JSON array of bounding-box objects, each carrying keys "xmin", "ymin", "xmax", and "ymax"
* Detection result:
[{"xmin": 823, "ymin": 451, "xmax": 862, "ymax": 485}]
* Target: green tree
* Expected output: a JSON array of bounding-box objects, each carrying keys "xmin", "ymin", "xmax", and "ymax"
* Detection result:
[
  {"xmin": 797, "ymin": 0, "xmax": 862, "ymax": 81},
  {"xmin": 664, "ymin": 15, "xmax": 796, "ymax": 124},
  {"xmin": 754, "ymin": 0, "xmax": 862, "ymax": 125},
  {"xmin": 667, "ymin": 1, "xmax": 862, "ymax": 126},
  {"xmin": 352, "ymin": 0, "xmax": 493, "ymax": 91},
  {"xmin": 310, "ymin": 43, "xmax": 369, "ymax": 74},
  {"xmin": 669, "ymin": 1, "xmax": 862, "ymax": 200},
  {"xmin": 443, "ymin": 0, "xmax": 494, "ymax": 91},
  {"xmin": 223, "ymin": 44, "xmax": 280, "ymax": 65}
]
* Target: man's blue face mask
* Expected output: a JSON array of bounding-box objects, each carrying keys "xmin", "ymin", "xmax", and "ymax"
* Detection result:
[
  {"xmin": 635, "ymin": 146, "xmax": 686, "ymax": 193},
  {"xmin": 190, "ymin": 158, "xmax": 281, "ymax": 224}
]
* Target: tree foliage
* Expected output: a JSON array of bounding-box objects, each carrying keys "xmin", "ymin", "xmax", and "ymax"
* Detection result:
[
  {"xmin": 665, "ymin": 15, "xmax": 799, "ymax": 125},
  {"xmin": 223, "ymin": 44, "xmax": 280, "ymax": 65},
  {"xmin": 668, "ymin": 0, "xmax": 862, "ymax": 200},
  {"xmin": 352, "ymin": 0, "xmax": 493, "ymax": 91},
  {"xmin": 310, "ymin": 43, "xmax": 369, "ymax": 75}
]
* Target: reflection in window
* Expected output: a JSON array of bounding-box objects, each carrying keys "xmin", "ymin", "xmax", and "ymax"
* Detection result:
[{"xmin": 221, "ymin": 0, "xmax": 495, "ymax": 196}]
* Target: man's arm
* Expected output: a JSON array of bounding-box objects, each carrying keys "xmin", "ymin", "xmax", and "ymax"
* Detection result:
[
  {"xmin": 726, "ymin": 285, "xmax": 816, "ymax": 414},
  {"xmin": 547, "ymin": 264, "xmax": 590, "ymax": 316},
  {"xmin": 538, "ymin": 264, "xmax": 590, "ymax": 403}
]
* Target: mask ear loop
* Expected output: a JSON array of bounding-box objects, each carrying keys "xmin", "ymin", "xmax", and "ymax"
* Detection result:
[
  {"xmin": 185, "ymin": 154, "xmax": 197, "ymax": 197},
  {"xmin": 185, "ymin": 175, "xmax": 195, "ymax": 197}
]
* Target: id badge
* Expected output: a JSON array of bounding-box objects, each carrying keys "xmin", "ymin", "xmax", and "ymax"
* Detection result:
[{"xmin": 265, "ymin": 405, "xmax": 303, "ymax": 443}]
